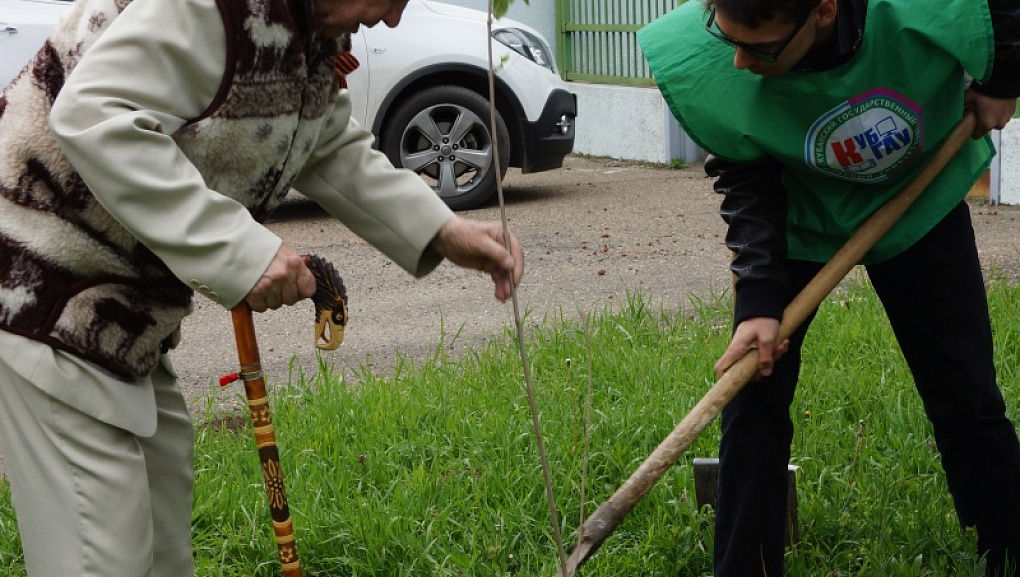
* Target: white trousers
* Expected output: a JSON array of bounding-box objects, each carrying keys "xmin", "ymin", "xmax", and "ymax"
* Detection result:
[{"xmin": 0, "ymin": 355, "xmax": 195, "ymax": 577}]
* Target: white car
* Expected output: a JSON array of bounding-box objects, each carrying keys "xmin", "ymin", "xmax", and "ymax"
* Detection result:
[{"xmin": 0, "ymin": 0, "xmax": 576, "ymax": 210}]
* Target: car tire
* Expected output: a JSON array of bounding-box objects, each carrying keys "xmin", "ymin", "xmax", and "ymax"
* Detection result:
[{"xmin": 382, "ymin": 85, "xmax": 510, "ymax": 211}]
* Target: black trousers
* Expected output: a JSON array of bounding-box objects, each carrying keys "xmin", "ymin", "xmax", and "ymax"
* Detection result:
[{"xmin": 714, "ymin": 203, "xmax": 1020, "ymax": 576}]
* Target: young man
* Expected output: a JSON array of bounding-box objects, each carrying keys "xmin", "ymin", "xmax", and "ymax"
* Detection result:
[
  {"xmin": 638, "ymin": 0, "xmax": 1020, "ymax": 574},
  {"xmin": 0, "ymin": 0, "xmax": 523, "ymax": 574}
]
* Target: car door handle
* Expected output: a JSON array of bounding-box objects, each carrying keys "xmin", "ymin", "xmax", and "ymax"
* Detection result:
[{"xmin": 0, "ymin": 24, "xmax": 17, "ymax": 36}]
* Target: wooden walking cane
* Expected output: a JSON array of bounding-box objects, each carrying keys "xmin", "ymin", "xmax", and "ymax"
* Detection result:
[
  {"xmin": 221, "ymin": 254, "xmax": 349, "ymax": 577},
  {"xmin": 554, "ymin": 111, "xmax": 978, "ymax": 577}
]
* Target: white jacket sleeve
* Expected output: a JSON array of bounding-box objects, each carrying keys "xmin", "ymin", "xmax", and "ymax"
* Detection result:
[
  {"xmin": 292, "ymin": 95, "xmax": 455, "ymax": 278},
  {"xmin": 48, "ymin": 0, "xmax": 281, "ymax": 309}
]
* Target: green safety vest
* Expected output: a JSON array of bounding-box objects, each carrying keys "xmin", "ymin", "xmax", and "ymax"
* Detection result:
[{"xmin": 638, "ymin": 0, "xmax": 995, "ymax": 263}]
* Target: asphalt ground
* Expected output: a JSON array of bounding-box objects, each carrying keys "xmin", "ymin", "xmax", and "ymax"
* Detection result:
[{"xmin": 174, "ymin": 155, "xmax": 734, "ymax": 411}]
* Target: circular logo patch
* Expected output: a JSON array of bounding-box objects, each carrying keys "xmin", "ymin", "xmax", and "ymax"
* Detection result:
[{"xmin": 805, "ymin": 88, "xmax": 922, "ymax": 182}]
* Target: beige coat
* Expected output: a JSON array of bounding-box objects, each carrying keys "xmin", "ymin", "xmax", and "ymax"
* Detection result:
[{"xmin": 0, "ymin": 0, "xmax": 454, "ymax": 428}]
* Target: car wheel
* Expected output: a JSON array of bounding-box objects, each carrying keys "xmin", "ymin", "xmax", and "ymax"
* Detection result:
[{"xmin": 382, "ymin": 85, "xmax": 510, "ymax": 210}]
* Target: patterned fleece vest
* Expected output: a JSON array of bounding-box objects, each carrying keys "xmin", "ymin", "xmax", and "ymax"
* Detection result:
[{"xmin": 0, "ymin": 0, "xmax": 341, "ymax": 378}]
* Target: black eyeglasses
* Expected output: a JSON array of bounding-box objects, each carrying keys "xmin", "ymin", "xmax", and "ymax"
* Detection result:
[{"xmin": 704, "ymin": 7, "xmax": 811, "ymax": 62}]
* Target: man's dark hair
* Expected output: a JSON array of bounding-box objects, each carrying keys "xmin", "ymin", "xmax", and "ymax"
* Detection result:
[{"xmin": 704, "ymin": 0, "xmax": 822, "ymax": 27}]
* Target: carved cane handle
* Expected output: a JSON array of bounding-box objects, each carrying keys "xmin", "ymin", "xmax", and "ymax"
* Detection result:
[{"xmin": 304, "ymin": 254, "xmax": 348, "ymax": 351}]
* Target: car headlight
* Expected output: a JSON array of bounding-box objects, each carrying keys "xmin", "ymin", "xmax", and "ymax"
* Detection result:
[{"xmin": 492, "ymin": 28, "xmax": 556, "ymax": 74}]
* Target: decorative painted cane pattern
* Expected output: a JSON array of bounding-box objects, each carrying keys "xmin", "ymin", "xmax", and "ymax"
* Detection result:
[
  {"xmin": 261, "ymin": 454, "xmax": 289, "ymax": 513},
  {"xmin": 248, "ymin": 397, "xmax": 272, "ymax": 428},
  {"xmin": 276, "ymin": 526, "xmax": 299, "ymax": 571},
  {"xmin": 231, "ymin": 304, "xmax": 303, "ymax": 577}
]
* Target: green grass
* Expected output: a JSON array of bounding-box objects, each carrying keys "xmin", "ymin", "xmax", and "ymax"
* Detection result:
[{"xmin": 4, "ymin": 276, "xmax": 1020, "ymax": 576}]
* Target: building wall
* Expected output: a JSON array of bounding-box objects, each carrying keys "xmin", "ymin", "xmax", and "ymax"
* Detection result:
[
  {"xmin": 1000, "ymin": 121, "xmax": 1020, "ymax": 205},
  {"xmin": 568, "ymin": 83, "xmax": 704, "ymax": 164},
  {"xmin": 570, "ymin": 83, "xmax": 668, "ymax": 162}
]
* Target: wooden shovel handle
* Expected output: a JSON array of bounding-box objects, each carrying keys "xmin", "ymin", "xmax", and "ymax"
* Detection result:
[
  {"xmin": 231, "ymin": 303, "xmax": 303, "ymax": 577},
  {"xmin": 554, "ymin": 111, "xmax": 977, "ymax": 576}
]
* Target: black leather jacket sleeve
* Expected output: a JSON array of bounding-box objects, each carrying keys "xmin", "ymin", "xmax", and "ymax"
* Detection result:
[
  {"xmin": 974, "ymin": 0, "xmax": 1020, "ymax": 98},
  {"xmin": 705, "ymin": 155, "xmax": 788, "ymax": 325}
]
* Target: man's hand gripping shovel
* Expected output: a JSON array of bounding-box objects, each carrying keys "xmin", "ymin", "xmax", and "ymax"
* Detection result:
[
  {"xmin": 220, "ymin": 254, "xmax": 348, "ymax": 577},
  {"xmin": 554, "ymin": 111, "xmax": 977, "ymax": 576}
]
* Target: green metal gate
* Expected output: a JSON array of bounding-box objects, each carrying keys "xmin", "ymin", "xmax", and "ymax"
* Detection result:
[{"xmin": 555, "ymin": 0, "xmax": 684, "ymax": 85}]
